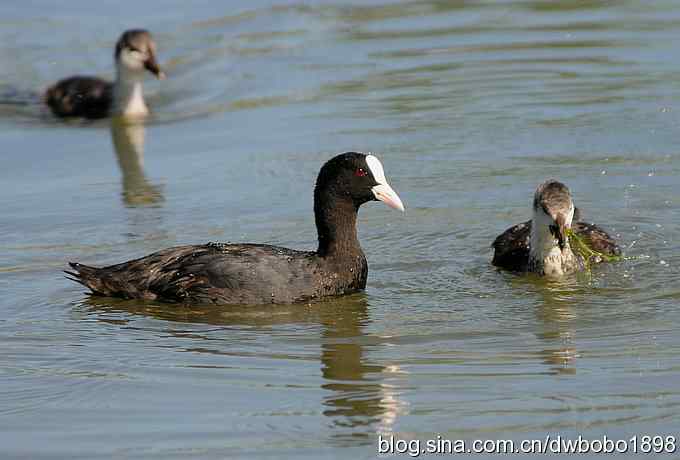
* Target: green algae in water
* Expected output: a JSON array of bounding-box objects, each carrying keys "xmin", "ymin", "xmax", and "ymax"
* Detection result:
[{"xmin": 566, "ymin": 228, "xmax": 624, "ymax": 271}]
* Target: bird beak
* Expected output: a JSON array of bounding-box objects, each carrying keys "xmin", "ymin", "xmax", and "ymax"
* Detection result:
[
  {"xmin": 372, "ymin": 183, "xmax": 405, "ymax": 212},
  {"xmin": 557, "ymin": 226, "xmax": 567, "ymax": 251},
  {"xmin": 553, "ymin": 214, "xmax": 568, "ymax": 250},
  {"xmin": 144, "ymin": 52, "xmax": 165, "ymax": 79}
]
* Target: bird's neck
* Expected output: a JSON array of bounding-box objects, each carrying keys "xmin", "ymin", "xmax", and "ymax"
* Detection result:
[
  {"xmin": 314, "ymin": 189, "xmax": 362, "ymax": 259},
  {"xmin": 113, "ymin": 65, "xmax": 149, "ymax": 117},
  {"xmin": 529, "ymin": 217, "xmax": 578, "ymax": 276}
]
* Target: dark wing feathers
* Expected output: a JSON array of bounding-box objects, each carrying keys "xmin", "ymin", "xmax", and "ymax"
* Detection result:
[
  {"xmin": 491, "ymin": 220, "xmax": 531, "ymax": 272},
  {"xmin": 45, "ymin": 76, "xmax": 113, "ymax": 119},
  {"xmin": 67, "ymin": 244, "xmax": 317, "ymax": 304},
  {"xmin": 67, "ymin": 246, "xmax": 209, "ymax": 300}
]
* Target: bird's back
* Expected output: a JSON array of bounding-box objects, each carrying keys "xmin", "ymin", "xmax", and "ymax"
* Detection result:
[
  {"xmin": 67, "ymin": 242, "xmax": 368, "ymax": 305},
  {"xmin": 45, "ymin": 76, "xmax": 113, "ymax": 119},
  {"xmin": 492, "ymin": 220, "xmax": 532, "ymax": 272}
]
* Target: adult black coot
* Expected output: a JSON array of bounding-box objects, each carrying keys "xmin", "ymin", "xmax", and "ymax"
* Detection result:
[
  {"xmin": 66, "ymin": 152, "xmax": 405, "ymax": 304},
  {"xmin": 492, "ymin": 180, "xmax": 620, "ymax": 276},
  {"xmin": 45, "ymin": 29, "xmax": 164, "ymax": 119}
]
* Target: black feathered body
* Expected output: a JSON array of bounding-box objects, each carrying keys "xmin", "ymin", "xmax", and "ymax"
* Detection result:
[
  {"xmin": 492, "ymin": 220, "xmax": 620, "ymax": 273},
  {"xmin": 68, "ymin": 242, "xmax": 368, "ymax": 305},
  {"xmin": 45, "ymin": 76, "xmax": 113, "ymax": 119}
]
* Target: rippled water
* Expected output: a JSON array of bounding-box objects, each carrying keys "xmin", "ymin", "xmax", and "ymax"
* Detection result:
[{"xmin": 1, "ymin": 1, "xmax": 680, "ymax": 458}]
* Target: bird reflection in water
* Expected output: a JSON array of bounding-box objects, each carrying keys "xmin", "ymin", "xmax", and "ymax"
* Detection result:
[
  {"xmin": 110, "ymin": 117, "xmax": 163, "ymax": 207},
  {"xmin": 320, "ymin": 301, "xmax": 408, "ymax": 445},
  {"xmin": 534, "ymin": 280, "xmax": 583, "ymax": 375},
  {"xmin": 79, "ymin": 294, "xmax": 408, "ymax": 444}
]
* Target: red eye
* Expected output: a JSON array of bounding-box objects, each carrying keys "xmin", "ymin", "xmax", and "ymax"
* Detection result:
[{"xmin": 355, "ymin": 168, "xmax": 367, "ymax": 177}]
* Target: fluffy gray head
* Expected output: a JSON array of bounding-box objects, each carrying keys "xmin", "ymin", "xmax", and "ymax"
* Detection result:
[
  {"xmin": 533, "ymin": 180, "xmax": 573, "ymax": 221},
  {"xmin": 114, "ymin": 29, "xmax": 164, "ymax": 78}
]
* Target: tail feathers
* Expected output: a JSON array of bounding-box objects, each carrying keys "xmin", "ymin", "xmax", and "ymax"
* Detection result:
[{"xmin": 65, "ymin": 262, "xmax": 106, "ymax": 294}]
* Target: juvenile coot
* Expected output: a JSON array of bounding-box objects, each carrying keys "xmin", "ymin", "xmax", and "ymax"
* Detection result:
[
  {"xmin": 45, "ymin": 29, "xmax": 164, "ymax": 119},
  {"xmin": 66, "ymin": 152, "xmax": 405, "ymax": 304},
  {"xmin": 492, "ymin": 180, "xmax": 620, "ymax": 276}
]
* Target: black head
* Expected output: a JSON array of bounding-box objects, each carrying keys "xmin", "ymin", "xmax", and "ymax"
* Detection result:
[
  {"xmin": 315, "ymin": 152, "xmax": 404, "ymax": 211},
  {"xmin": 114, "ymin": 29, "xmax": 165, "ymax": 79}
]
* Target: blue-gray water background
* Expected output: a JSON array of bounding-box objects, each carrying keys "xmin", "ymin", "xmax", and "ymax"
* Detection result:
[{"xmin": 1, "ymin": 0, "xmax": 679, "ymax": 458}]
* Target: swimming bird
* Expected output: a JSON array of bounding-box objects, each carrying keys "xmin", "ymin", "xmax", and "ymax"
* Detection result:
[
  {"xmin": 45, "ymin": 29, "xmax": 164, "ymax": 119},
  {"xmin": 66, "ymin": 152, "xmax": 405, "ymax": 305},
  {"xmin": 492, "ymin": 180, "xmax": 620, "ymax": 276}
]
